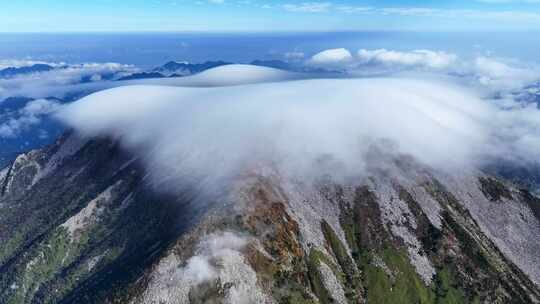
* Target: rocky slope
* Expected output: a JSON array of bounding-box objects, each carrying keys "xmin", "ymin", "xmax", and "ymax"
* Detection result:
[{"xmin": 0, "ymin": 134, "xmax": 539, "ymax": 303}]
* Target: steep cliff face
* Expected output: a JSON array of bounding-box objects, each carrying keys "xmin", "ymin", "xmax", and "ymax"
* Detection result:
[{"xmin": 1, "ymin": 135, "xmax": 539, "ymax": 304}]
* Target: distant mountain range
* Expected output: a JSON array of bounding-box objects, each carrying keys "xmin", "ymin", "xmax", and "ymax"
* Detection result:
[
  {"xmin": 0, "ymin": 64, "xmax": 54, "ymax": 78},
  {"xmin": 0, "ymin": 59, "xmax": 335, "ymax": 83},
  {"xmin": 154, "ymin": 60, "xmax": 232, "ymax": 76},
  {"xmin": 118, "ymin": 60, "xmax": 292, "ymax": 81},
  {"xmin": 117, "ymin": 72, "xmax": 166, "ymax": 81},
  {"xmin": 0, "ymin": 60, "xmax": 273, "ymax": 165},
  {"xmin": 116, "ymin": 59, "xmax": 338, "ymax": 81},
  {"xmin": 0, "ymin": 63, "xmax": 54, "ymax": 78}
]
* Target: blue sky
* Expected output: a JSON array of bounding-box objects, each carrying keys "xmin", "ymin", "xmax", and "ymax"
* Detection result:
[{"xmin": 2, "ymin": 0, "xmax": 540, "ymax": 32}]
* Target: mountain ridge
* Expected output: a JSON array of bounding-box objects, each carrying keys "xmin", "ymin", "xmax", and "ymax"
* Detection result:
[
  {"xmin": 0, "ymin": 132, "xmax": 539, "ymax": 303},
  {"xmin": 0, "ymin": 64, "xmax": 54, "ymax": 79}
]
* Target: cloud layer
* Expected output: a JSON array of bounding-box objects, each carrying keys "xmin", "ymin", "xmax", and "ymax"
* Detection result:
[
  {"xmin": 308, "ymin": 48, "xmax": 354, "ymax": 69},
  {"xmin": 0, "ymin": 61, "xmax": 138, "ymax": 100},
  {"xmin": 56, "ymin": 63, "xmax": 540, "ymax": 195},
  {"xmin": 0, "ymin": 99, "xmax": 61, "ymax": 138},
  {"xmin": 357, "ymin": 49, "xmax": 457, "ymax": 69},
  {"xmin": 307, "ymin": 48, "xmax": 540, "ymax": 93}
]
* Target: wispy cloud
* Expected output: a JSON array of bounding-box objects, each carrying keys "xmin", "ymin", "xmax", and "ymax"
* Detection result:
[
  {"xmin": 357, "ymin": 49, "xmax": 457, "ymax": 69},
  {"xmin": 378, "ymin": 7, "xmax": 540, "ymax": 21},
  {"xmin": 282, "ymin": 2, "xmax": 333, "ymax": 13},
  {"xmin": 305, "ymin": 47, "xmax": 540, "ymax": 92},
  {"xmin": 0, "ymin": 99, "xmax": 61, "ymax": 138},
  {"xmin": 278, "ymin": 2, "xmax": 540, "ymax": 22},
  {"xmin": 477, "ymin": 0, "xmax": 540, "ymax": 3}
]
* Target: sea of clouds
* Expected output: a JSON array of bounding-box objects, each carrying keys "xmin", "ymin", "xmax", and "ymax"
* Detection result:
[
  {"xmin": 0, "ymin": 48, "xmax": 538, "ymax": 193},
  {"xmin": 56, "ymin": 62, "xmax": 540, "ymax": 194},
  {"xmin": 0, "ymin": 60, "xmax": 138, "ymax": 100},
  {"xmin": 0, "ymin": 60, "xmax": 140, "ymax": 140},
  {"xmin": 306, "ymin": 47, "xmax": 540, "ymax": 92}
]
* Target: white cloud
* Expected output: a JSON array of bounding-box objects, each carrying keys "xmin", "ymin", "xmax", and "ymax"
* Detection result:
[
  {"xmin": 477, "ymin": 0, "xmax": 540, "ymax": 3},
  {"xmin": 282, "ymin": 2, "xmax": 332, "ymax": 13},
  {"xmin": 0, "ymin": 99, "xmax": 61, "ymax": 138},
  {"xmin": 146, "ymin": 231, "xmax": 267, "ymax": 303},
  {"xmin": 128, "ymin": 64, "xmax": 300, "ymax": 87},
  {"xmin": 58, "ymin": 65, "xmax": 540, "ymax": 195},
  {"xmin": 379, "ymin": 7, "xmax": 441, "ymax": 17},
  {"xmin": 0, "ymin": 61, "xmax": 138, "ymax": 100},
  {"xmin": 175, "ymin": 232, "xmax": 247, "ymax": 284},
  {"xmin": 0, "ymin": 59, "xmax": 60, "ymax": 70},
  {"xmin": 305, "ymin": 48, "xmax": 457, "ymax": 72},
  {"xmin": 0, "ymin": 64, "xmax": 302, "ymax": 134},
  {"xmin": 305, "ymin": 48, "xmax": 539, "ymax": 92},
  {"xmin": 21, "ymin": 98, "xmax": 61, "ymax": 116},
  {"xmin": 279, "ymin": 4, "xmax": 540, "ymax": 22},
  {"xmin": 473, "ymin": 56, "xmax": 538, "ymax": 89},
  {"xmin": 357, "ymin": 49, "xmax": 457, "ymax": 69},
  {"xmin": 284, "ymin": 51, "xmax": 305, "ymax": 60},
  {"xmin": 336, "ymin": 5, "xmax": 373, "ymax": 13},
  {"xmin": 90, "ymin": 74, "xmax": 102, "ymax": 82},
  {"xmin": 308, "ymin": 48, "xmax": 354, "ymax": 68}
]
